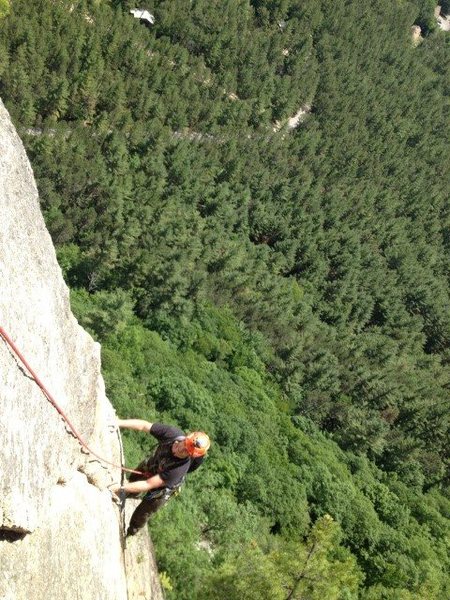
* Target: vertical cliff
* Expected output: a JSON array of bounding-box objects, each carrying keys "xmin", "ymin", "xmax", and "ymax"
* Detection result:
[{"xmin": 0, "ymin": 99, "xmax": 163, "ymax": 600}]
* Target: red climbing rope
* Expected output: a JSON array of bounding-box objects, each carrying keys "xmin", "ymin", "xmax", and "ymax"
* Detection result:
[{"xmin": 0, "ymin": 325, "xmax": 144, "ymax": 476}]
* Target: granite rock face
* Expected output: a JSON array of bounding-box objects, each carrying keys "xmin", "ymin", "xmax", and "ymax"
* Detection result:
[{"xmin": 0, "ymin": 99, "xmax": 163, "ymax": 600}]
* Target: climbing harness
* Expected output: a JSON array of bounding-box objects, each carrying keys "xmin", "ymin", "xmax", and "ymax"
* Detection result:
[
  {"xmin": 143, "ymin": 487, "xmax": 172, "ymax": 502},
  {"xmin": 0, "ymin": 325, "xmax": 144, "ymax": 476}
]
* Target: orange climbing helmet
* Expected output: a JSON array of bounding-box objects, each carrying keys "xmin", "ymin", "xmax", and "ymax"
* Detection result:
[{"xmin": 185, "ymin": 431, "xmax": 211, "ymax": 458}]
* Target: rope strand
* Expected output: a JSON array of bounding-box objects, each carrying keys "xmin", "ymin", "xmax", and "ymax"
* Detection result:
[{"xmin": 0, "ymin": 325, "xmax": 143, "ymax": 476}]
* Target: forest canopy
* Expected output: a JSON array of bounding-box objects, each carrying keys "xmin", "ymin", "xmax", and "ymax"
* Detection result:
[{"xmin": 0, "ymin": 0, "xmax": 449, "ymax": 598}]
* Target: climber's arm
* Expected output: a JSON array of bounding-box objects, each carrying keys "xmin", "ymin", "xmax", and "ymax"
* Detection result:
[
  {"xmin": 117, "ymin": 418, "xmax": 153, "ymax": 433},
  {"xmin": 111, "ymin": 474, "xmax": 165, "ymax": 495}
]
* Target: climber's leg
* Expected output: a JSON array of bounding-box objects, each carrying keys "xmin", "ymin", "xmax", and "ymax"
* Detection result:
[{"xmin": 127, "ymin": 492, "xmax": 169, "ymax": 536}]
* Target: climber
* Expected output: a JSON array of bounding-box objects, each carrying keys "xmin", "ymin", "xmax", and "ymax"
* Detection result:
[{"xmin": 112, "ymin": 419, "xmax": 210, "ymax": 536}]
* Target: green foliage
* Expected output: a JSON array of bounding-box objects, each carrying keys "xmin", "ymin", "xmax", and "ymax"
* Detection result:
[
  {"xmin": 201, "ymin": 516, "xmax": 363, "ymax": 600},
  {"xmin": 201, "ymin": 544, "xmax": 286, "ymax": 600},
  {"xmin": 1, "ymin": 0, "xmax": 449, "ymax": 597},
  {"xmin": 0, "ymin": 0, "xmax": 9, "ymax": 19},
  {"xmin": 159, "ymin": 571, "xmax": 173, "ymax": 592},
  {"xmin": 70, "ymin": 300, "xmax": 449, "ymax": 598},
  {"xmin": 70, "ymin": 287, "xmax": 135, "ymax": 338},
  {"xmin": 413, "ymin": 0, "xmax": 438, "ymax": 34},
  {"xmin": 272, "ymin": 515, "xmax": 363, "ymax": 600}
]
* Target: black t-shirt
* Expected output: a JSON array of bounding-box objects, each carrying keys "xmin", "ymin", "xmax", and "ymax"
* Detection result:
[{"xmin": 147, "ymin": 423, "xmax": 204, "ymax": 488}]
